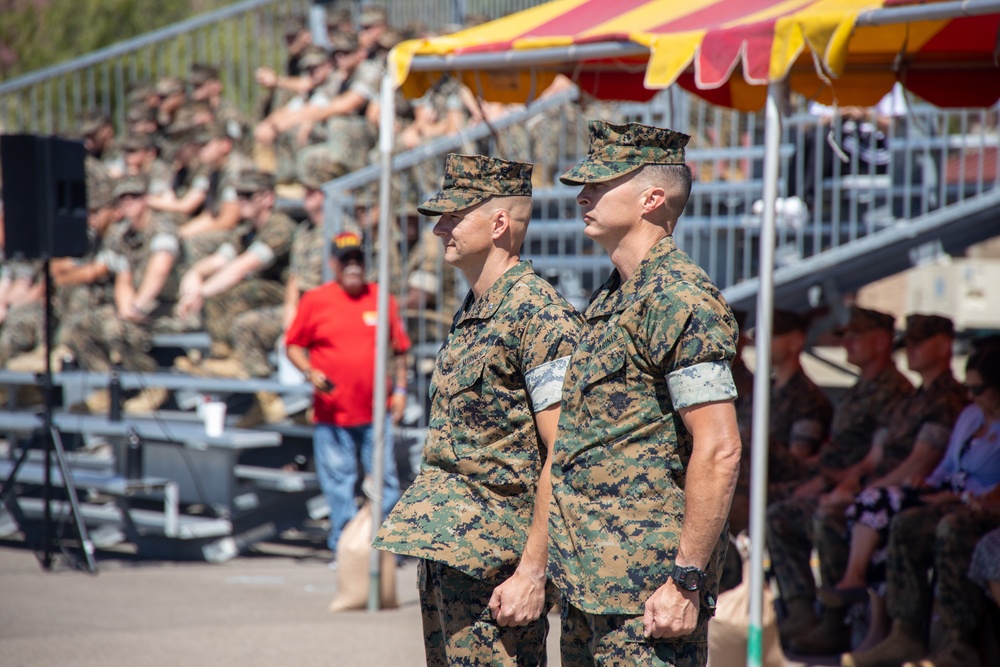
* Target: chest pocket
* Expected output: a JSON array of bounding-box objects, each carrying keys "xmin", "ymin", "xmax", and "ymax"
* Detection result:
[
  {"xmin": 438, "ymin": 356, "xmax": 510, "ymax": 455},
  {"xmin": 576, "ymin": 330, "xmax": 642, "ymax": 449}
]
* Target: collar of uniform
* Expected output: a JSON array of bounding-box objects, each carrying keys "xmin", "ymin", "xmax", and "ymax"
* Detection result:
[
  {"xmin": 587, "ymin": 236, "xmax": 677, "ymax": 317},
  {"xmin": 456, "ymin": 260, "xmax": 535, "ymax": 323}
]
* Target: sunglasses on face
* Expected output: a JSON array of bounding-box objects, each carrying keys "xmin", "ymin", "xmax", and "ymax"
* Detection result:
[{"xmin": 965, "ymin": 383, "xmax": 988, "ymax": 397}]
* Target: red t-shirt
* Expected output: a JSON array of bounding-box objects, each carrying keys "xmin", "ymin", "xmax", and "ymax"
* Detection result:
[{"xmin": 285, "ymin": 281, "xmax": 411, "ymax": 427}]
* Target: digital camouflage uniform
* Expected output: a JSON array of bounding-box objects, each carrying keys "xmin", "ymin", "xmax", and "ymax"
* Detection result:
[
  {"xmin": 767, "ymin": 308, "xmax": 914, "ymax": 603},
  {"xmin": 63, "ymin": 178, "xmax": 181, "ymax": 373},
  {"xmin": 227, "ymin": 166, "xmax": 330, "ymax": 378},
  {"xmin": 201, "ymin": 172, "xmax": 296, "ymax": 352},
  {"xmin": 768, "ymin": 368, "xmax": 834, "ymax": 490},
  {"xmin": 549, "ymin": 122, "xmax": 738, "ymax": 667},
  {"xmin": 0, "ymin": 260, "xmax": 44, "ymax": 365},
  {"xmin": 886, "ymin": 504, "xmax": 1000, "ymax": 638},
  {"xmin": 806, "ymin": 315, "xmax": 968, "ymax": 596},
  {"xmin": 376, "ymin": 155, "xmax": 583, "ymax": 667}
]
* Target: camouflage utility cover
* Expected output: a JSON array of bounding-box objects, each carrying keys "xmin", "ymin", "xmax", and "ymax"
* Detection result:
[
  {"xmin": 548, "ymin": 236, "xmax": 738, "ymax": 624},
  {"xmin": 376, "ymin": 262, "xmax": 582, "ymax": 580},
  {"xmin": 559, "ymin": 120, "xmax": 689, "ymax": 185},
  {"xmin": 418, "ymin": 154, "xmax": 533, "ymax": 216}
]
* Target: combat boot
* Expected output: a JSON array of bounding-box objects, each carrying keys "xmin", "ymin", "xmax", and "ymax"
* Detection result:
[
  {"xmin": 5, "ymin": 347, "xmax": 47, "ymax": 372},
  {"xmin": 257, "ymin": 392, "xmax": 286, "ymax": 423},
  {"xmin": 779, "ymin": 597, "xmax": 819, "ymax": 645},
  {"xmin": 841, "ymin": 620, "xmax": 925, "ymax": 667},
  {"xmin": 208, "ymin": 341, "xmax": 232, "ymax": 359},
  {"xmin": 123, "ymin": 387, "xmax": 168, "ymax": 413},
  {"xmin": 790, "ymin": 605, "xmax": 851, "ymax": 655},
  {"xmin": 71, "ymin": 389, "xmax": 111, "ymax": 415},
  {"xmin": 901, "ymin": 631, "xmax": 980, "ymax": 667},
  {"xmin": 198, "ymin": 357, "xmax": 248, "ymax": 379}
]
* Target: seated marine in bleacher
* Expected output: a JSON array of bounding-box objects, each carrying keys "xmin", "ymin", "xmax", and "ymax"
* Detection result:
[
  {"xmin": 188, "ymin": 63, "xmax": 247, "ymax": 148},
  {"xmin": 766, "ymin": 309, "xmax": 834, "ymax": 498},
  {"xmin": 179, "ymin": 154, "xmax": 342, "ymax": 427},
  {"xmin": 765, "ymin": 307, "xmax": 914, "ymax": 643},
  {"xmin": 783, "ymin": 313, "xmax": 969, "ymax": 656},
  {"xmin": 173, "ymin": 169, "xmax": 295, "ymax": 373},
  {"xmin": 2, "ymin": 166, "xmax": 119, "ymax": 376},
  {"xmin": 63, "ymin": 175, "xmax": 183, "ymax": 415}
]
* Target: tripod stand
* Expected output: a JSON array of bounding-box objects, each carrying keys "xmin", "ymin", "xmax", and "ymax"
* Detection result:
[{"xmin": 0, "ymin": 260, "xmax": 96, "ymax": 572}]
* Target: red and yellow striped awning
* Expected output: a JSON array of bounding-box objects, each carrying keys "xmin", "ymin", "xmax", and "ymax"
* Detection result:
[{"xmin": 390, "ymin": 0, "xmax": 1000, "ymax": 110}]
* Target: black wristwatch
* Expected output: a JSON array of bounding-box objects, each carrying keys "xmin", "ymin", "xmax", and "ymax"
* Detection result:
[{"xmin": 669, "ymin": 563, "xmax": 708, "ymax": 591}]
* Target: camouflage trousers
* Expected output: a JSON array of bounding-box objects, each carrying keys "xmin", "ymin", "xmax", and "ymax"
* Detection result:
[
  {"xmin": 0, "ymin": 302, "xmax": 44, "ymax": 364},
  {"xmin": 560, "ymin": 603, "xmax": 708, "ymax": 667},
  {"xmin": 886, "ymin": 503, "xmax": 1000, "ymax": 635},
  {"xmin": 203, "ymin": 279, "xmax": 284, "ymax": 349},
  {"xmin": 62, "ymin": 304, "xmax": 157, "ymax": 373},
  {"xmin": 418, "ymin": 559, "xmax": 549, "ymax": 667},
  {"xmin": 296, "ymin": 115, "xmax": 375, "ymax": 180},
  {"xmin": 229, "ymin": 305, "xmax": 283, "ymax": 378},
  {"xmin": 766, "ymin": 497, "xmax": 850, "ymax": 602}
]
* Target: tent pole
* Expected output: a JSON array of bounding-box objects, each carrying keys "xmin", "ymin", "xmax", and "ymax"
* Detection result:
[
  {"xmin": 747, "ymin": 79, "xmax": 783, "ymax": 667},
  {"xmin": 368, "ymin": 71, "xmax": 395, "ymax": 613}
]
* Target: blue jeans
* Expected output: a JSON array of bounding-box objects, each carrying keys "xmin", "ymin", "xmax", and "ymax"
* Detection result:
[{"xmin": 313, "ymin": 420, "xmax": 400, "ymax": 553}]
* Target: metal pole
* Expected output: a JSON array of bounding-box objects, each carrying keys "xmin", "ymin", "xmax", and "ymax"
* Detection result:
[
  {"xmin": 367, "ymin": 71, "xmax": 395, "ymax": 613},
  {"xmin": 747, "ymin": 79, "xmax": 783, "ymax": 667}
]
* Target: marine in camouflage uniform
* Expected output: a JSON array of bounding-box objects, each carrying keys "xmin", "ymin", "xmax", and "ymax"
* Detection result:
[
  {"xmin": 0, "ymin": 260, "xmax": 44, "ymax": 367},
  {"xmin": 788, "ymin": 314, "xmax": 969, "ymax": 656},
  {"xmin": 548, "ymin": 121, "xmax": 741, "ymax": 667},
  {"xmin": 375, "ymin": 154, "xmax": 583, "ymax": 667},
  {"xmin": 765, "ymin": 310, "xmax": 834, "ymax": 496},
  {"xmin": 765, "ymin": 307, "xmax": 913, "ymax": 642},
  {"xmin": 174, "ymin": 170, "xmax": 295, "ymax": 375},
  {"xmin": 63, "ymin": 176, "xmax": 181, "ymax": 377},
  {"xmin": 225, "ymin": 157, "xmax": 338, "ymax": 379}
]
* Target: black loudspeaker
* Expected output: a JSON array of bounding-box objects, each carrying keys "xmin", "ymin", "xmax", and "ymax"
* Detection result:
[{"xmin": 1, "ymin": 134, "xmax": 89, "ymax": 259}]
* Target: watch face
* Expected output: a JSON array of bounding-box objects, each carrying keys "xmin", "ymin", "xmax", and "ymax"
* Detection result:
[{"xmin": 680, "ymin": 570, "xmax": 699, "ymax": 589}]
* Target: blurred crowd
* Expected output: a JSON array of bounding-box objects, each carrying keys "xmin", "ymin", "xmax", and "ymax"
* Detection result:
[
  {"xmin": 727, "ymin": 306, "xmax": 1000, "ymax": 666},
  {"xmin": 0, "ymin": 5, "xmax": 570, "ymax": 419}
]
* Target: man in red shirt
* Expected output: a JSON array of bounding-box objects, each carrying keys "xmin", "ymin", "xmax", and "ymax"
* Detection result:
[{"xmin": 285, "ymin": 231, "xmax": 410, "ymax": 565}]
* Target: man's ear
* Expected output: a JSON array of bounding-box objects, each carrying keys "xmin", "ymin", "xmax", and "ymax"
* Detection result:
[
  {"xmin": 640, "ymin": 185, "xmax": 667, "ymax": 214},
  {"xmin": 491, "ymin": 208, "xmax": 510, "ymax": 240}
]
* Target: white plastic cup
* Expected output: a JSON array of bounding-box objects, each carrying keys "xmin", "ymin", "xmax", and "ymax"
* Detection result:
[{"xmin": 203, "ymin": 401, "xmax": 227, "ymax": 437}]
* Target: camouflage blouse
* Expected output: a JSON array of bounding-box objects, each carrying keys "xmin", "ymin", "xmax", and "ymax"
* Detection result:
[
  {"xmin": 375, "ymin": 262, "xmax": 582, "ymax": 580},
  {"xmin": 548, "ymin": 236, "xmax": 738, "ymax": 623}
]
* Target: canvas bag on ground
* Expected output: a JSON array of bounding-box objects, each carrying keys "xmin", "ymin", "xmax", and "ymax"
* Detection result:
[
  {"xmin": 707, "ymin": 535, "xmax": 786, "ymax": 667},
  {"xmin": 328, "ymin": 501, "xmax": 398, "ymax": 612}
]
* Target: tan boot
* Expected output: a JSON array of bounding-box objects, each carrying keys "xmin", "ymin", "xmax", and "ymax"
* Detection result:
[
  {"xmin": 197, "ymin": 357, "xmax": 248, "ymax": 379},
  {"xmin": 901, "ymin": 632, "xmax": 980, "ymax": 667},
  {"xmin": 123, "ymin": 387, "xmax": 168, "ymax": 413},
  {"xmin": 253, "ymin": 142, "xmax": 276, "ymax": 173},
  {"xmin": 173, "ymin": 355, "xmax": 198, "ymax": 374},
  {"xmin": 257, "ymin": 391, "xmax": 285, "ymax": 424},
  {"xmin": 5, "ymin": 347, "xmax": 47, "ymax": 372},
  {"xmin": 791, "ymin": 605, "xmax": 852, "ymax": 655},
  {"xmin": 71, "ymin": 389, "xmax": 111, "ymax": 415},
  {"xmin": 235, "ymin": 397, "xmax": 265, "ymax": 429},
  {"xmin": 15, "ymin": 385, "xmax": 45, "ymax": 406},
  {"xmin": 208, "ymin": 341, "xmax": 232, "ymax": 359},
  {"xmin": 779, "ymin": 597, "xmax": 819, "ymax": 645},
  {"xmin": 842, "ymin": 620, "xmax": 925, "ymax": 667}
]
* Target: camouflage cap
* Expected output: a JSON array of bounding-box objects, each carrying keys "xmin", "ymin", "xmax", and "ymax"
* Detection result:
[
  {"xmin": 559, "ymin": 120, "xmax": 690, "ymax": 185},
  {"xmin": 189, "ymin": 63, "xmax": 220, "ymax": 87},
  {"xmin": 299, "ymin": 45, "xmax": 331, "ymax": 69},
  {"xmin": 418, "ymin": 153, "xmax": 533, "ymax": 216},
  {"xmin": 234, "ymin": 169, "xmax": 275, "ymax": 195},
  {"xmin": 903, "ymin": 313, "xmax": 955, "ymax": 344},
  {"xmin": 112, "ymin": 175, "xmax": 149, "ymax": 199},
  {"xmin": 299, "ymin": 151, "xmax": 348, "ymax": 189},
  {"xmin": 283, "ymin": 15, "xmax": 307, "ymax": 39},
  {"xmin": 126, "ymin": 104, "xmax": 158, "ymax": 124},
  {"xmin": 375, "ymin": 29, "xmax": 402, "ymax": 51},
  {"xmin": 120, "ymin": 133, "xmax": 156, "ymax": 152},
  {"xmin": 330, "ymin": 231, "xmax": 365, "ymax": 261},
  {"xmin": 326, "ymin": 6, "xmax": 353, "ymax": 27},
  {"xmin": 841, "ymin": 306, "xmax": 895, "ymax": 335},
  {"xmin": 772, "ymin": 309, "xmax": 809, "ymax": 335},
  {"xmin": 155, "ymin": 76, "xmax": 186, "ymax": 97},
  {"xmin": 329, "ymin": 32, "xmax": 359, "ymax": 55},
  {"xmin": 77, "ymin": 109, "xmax": 112, "ymax": 137},
  {"xmin": 359, "ymin": 5, "xmax": 387, "ymax": 28}
]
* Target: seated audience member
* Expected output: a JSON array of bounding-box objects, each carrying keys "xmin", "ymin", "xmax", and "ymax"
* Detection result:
[
  {"xmin": 153, "ymin": 75, "xmax": 187, "ymax": 130},
  {"xmin": 192, "ymin": 155, "xmax": 343, "ymax": 427},
  {"xmin": 782, "ymin": 313, "xmax": 968, "ymax": 656},
  {"xmin": 822, "ymin": 346, "xmax": 1000, "ymax": 654},
  {"xmin": 0, "ymin": 259, "xmax": 45, "ymax": 369},
  {"xmin": 767, "ymin": 306, "xmax": 913, "ymax": 642},
  {"xmin": 842, "ymin": 410, "xmax": 1000, "ymax": 667},
  {"xmin": 174, "ymin": 169, "xmax": 294, "ymax": 371},
  {"xmin": 767, "ymin": 309, "xmax": 834, "ymax": 495},
  {"xmin": 63, "ymin": 176, "xmax": 182, "ymax": 414}
]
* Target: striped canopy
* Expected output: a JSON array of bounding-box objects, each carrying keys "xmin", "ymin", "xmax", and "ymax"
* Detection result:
[{"xmin": 391, "ymin": 0, "xmax": 1000, "ymax": 110}]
